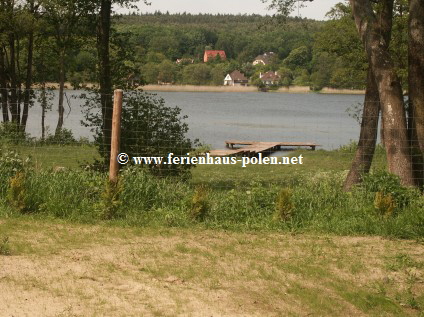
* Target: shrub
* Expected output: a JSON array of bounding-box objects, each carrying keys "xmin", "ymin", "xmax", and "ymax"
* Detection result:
[
  {"xmin": 97, "ymin": 180, "xmax": 123, "ymax": 220},
  {"xmin": 360, "ymin": 170, "xmax": 418, "ymax": 213},
  {"xmin": 44, "ymin": 128, "xmax": 77, "ymax": 145},
  {"xmin": 0, "ymin": 150, "xmax": 31, "ymax": 194},
  {"xmin": 190, "ymin": 186, "xmax": 209, "ymax": 221},
  {"xmin": 274, "ymin": 188, "xmax": 294, "ymax": 221},
  {"xmin": 374, "ymin": 191, "xmax": 396, "ymax": 218},
  {"xmin": 7, "ymin": 172, "xmax": 40, "ymax": 213},
  {"xmin": 82, "ymin": 90, "xmax": 198, "ymax": 177},
  {"xmin": 0, "ymin": 122, "xmax": 30, "ymax": 145}
]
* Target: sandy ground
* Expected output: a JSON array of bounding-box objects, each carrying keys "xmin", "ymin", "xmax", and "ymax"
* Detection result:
[{"xmin": 0, "ymin": 220, "xmax": 423, "ymax": 317}]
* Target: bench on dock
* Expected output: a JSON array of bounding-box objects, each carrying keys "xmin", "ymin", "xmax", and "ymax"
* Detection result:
[{"xmin": 208, "ymin": 140, "xmax": 320, "ymax": 157}]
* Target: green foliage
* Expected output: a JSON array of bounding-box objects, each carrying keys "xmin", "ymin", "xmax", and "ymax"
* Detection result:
[
  {"xmin": 7, "ymin": 172, "xmax": 31, "ymax": 213},
  {"xmin": 374, "ymin": 192, "xmax": 396, "ymax": 218},
  {"xmin": 0, "ymin": 165, "xmax": 422, "ymax": 238},
  {"xmin": 361, "ymin": 170, "xmax": 418, "ymax": 212},
  {"xmin": 312, "ymin": 3, "xmax": 367, "ymax": 90},
  {"xmin": 97, "ymin": 180, "xmax": 123, "ymax": 220},
  {"xmin": 157, "ymin": 60, "xmax": 178, "ymax": 84},
  {"xmin": 190, "ymin": 186, "xmax": 209, "ymax": 221},
  {"xmin": 44, "ymin": 128, "xmax": 77, "ymax": 145},
  {"xmin": 274, "ymin": 188, "xmax": 294, "ymax": 221},
  {"xmin": 83, "ymin": 90, "xmax": 198, "ymax": 176},
  {"xmin": 0, "ymin": 150, "xmax": 31, "ymax": 195},
  {"xmin": 119, "ymin": 91, "xmax": 198, "ymax": 177},
  {"xmin": 0, "ymin": 123, "xmax": 31, "ymax": 145},
  {"xmin": 283, "ymin": 46, "xmax": 311, "ymax": 70},
  {"xmin": 182, "ymin": 64, "xmax": 212, "ymax": 85}
]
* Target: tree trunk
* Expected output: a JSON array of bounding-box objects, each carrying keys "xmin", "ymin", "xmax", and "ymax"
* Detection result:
[
  {"xmin": 21, "ymin": 9, "xmax": 35, "ymax": 132},
  {"xmin": 97, "ymin": 0, "xmax": 113, "ymax": 161},
  {"xmin": 349, "ymin": 0, "xmax": 415, "ymax": 187},
  {"xmin": 55, "ymin": 49, "xmax": 65, "ymax": 136},
  {"xmin": 343, "ymin": 69, "xmax": 380, "ymax": 191},
  {"xmin": 344, "ymin": 0, "xmax": 394, "ymax": 191},
  {"xmin": 409, "ymin": 0, "xmax": 424, "ymax": 185},
  {"xmin": 41, "ymin": 83, "xmax": 46, "ymax": 141},
  {"xmin": 0, "ymin": 47, "xmax": 9, "ymax": 122},
  {"xmin": 8, "ymin": 33, "xmax": 20, "ymax": 127}
]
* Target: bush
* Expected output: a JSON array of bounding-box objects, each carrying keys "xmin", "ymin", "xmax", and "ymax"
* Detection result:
[
  {"xmin": 0, "ymin": 122, "xmax": 31, "ymax": 145},
  {"xmin": 274, "ymin": 188, "xmax": 294, "ymax": 221},
  {"xmin": 0, "ymin": 150, "xmax": 32, "ymax": 195},
  {"xmin": 44, "ymin": 128, "xmax": 77, "ymax": 145},
  {"xmin": 96, "ymin": 180, "xmax": 123, "ymax": 220},
  {"xmin": 190, "ymin": 186, "xmax": 209, "ymax": 221},
  {"xmin": 360, "ymin": 170, "xmax": 419, "ymax": 213},
  {"xmin": 83, "ymin": 90, "xmax": 198, "ymax": 177},
  {"xmin": 7, "ymin": 172, "xmax": 28, "ymax": 212}
]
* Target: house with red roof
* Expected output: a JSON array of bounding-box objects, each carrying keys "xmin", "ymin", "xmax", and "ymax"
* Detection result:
[
  {"xmin": 260, "ymin": 71, "xmax": 281, "ymax": 86},
  {"xmin": 204, "ymin": 50, "xmax": 226, "ymax": 62}
]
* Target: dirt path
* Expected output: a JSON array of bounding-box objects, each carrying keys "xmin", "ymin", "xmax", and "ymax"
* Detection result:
[{"xmin": 0, "ymin": 220, "xmax": 423, "ymax": 316}]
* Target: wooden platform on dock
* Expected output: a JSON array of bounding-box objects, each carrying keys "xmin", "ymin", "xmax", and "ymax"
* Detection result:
[{"xmin": 209, "ymin": 140, "xmax": 320, "ymax": 157}]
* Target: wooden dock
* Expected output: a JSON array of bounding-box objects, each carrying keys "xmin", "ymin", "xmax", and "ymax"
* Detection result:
[{"xmin": 209, "ymin": 140, "xmax": 320, "ymax": 157}]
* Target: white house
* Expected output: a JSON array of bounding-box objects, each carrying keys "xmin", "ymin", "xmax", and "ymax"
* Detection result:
[{"xmin": 224, "ymin": 70, "xmax": 249, "ymax": 86}]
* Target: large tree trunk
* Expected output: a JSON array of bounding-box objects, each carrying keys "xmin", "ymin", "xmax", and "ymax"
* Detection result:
[
  {"xmin": 55, "ymin": 49, "xmax": 65, "ymax": 136},
  {"xmin": 97, "ymin": 0, "xmax": 113, "ymax": 161},
  {"xmin": 0, "ymin": 47, "xmax": 9, "ymax": 122},
  {"xmin": 343, "ymin": 69, "xmax": 380, "ymax": 191},
  {"xmin": 344, "ymin": 0, "xmax": 394, "ymax": 191},
  {"xmin": 350, "ymin": 0, "xmax": 415, "ymax": 187},
  {"xmin": 409, "ymin": 0, "xmax": 424, "ymax": 185}
]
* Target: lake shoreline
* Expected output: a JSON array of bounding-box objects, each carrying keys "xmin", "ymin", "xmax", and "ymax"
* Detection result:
[
  {"xmin": 143, "ymin": 84, "xmax": 366, "ymax": 95},
  {"xmin": 34, "ymin": 83, "xmax": 366, "ymax": 95}
]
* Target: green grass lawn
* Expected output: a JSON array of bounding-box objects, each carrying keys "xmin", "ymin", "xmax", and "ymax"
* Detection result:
[
  {"xmin": 11, "ymin": 144, "xmax": 101, "ymax": 170},
  {"xmin": 3, "ymin": 143, "xmax": 387, "ymax": 187}
]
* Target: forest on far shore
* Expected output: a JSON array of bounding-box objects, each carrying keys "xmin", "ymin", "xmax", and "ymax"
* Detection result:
[
  {"xmin": 85, "ymin": 4, "xmax": 406, "ymax": 91},
  {"xmin": 109, "ymin": 8, "xmax": 370, "ymax": 90},
  {"xmin": 0, "ymin": 3, "xmax": 409, "ymax": 93}
]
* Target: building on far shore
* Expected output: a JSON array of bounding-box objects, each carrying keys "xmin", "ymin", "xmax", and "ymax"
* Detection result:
[
  {"xmin": 253, "ymin": 52, "xmax": 276, "ymax": 66},
  {"xmin": 204, "ymin": 50, "xmax": 226, "ymax": 62},
  {"xmin": 224, "ymin": 70, "xmax": 249, "ymax": 86},
  {"xmin": 176, "ymin": 58, "xmax": 194, "ymax": 65},
  {"xmin": 260, "ymin": 71, "xmax": 281, "ymax": 86}
]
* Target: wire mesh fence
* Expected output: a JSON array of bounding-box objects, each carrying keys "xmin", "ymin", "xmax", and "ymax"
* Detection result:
[
  {"xmin": 2, "ymin": 87, "xmax": 424, "ymax": 236},
  {"xmin": 1, "ymin": 87, "xmax": 423, "ymax": 187}
]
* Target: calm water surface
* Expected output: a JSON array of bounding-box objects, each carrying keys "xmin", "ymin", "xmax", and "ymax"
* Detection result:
[{"xmin": 26, "ymin": 90, "xmax": 364, "ymax": 150}]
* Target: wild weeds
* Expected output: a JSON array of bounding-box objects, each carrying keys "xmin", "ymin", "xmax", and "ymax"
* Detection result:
[
  {"xmin": 374, "ymin": 192, "xmax": 396, "ymax": 218},
  {"xmin": 274, "ymin": 188, "xmax": 294, "ymax": 221},
  {"xmin": 97, "ymin": 180, "xmax": 123, "ymax": 220},
  {"xmin": 190, "ymin": 185, "xmax": 209, "ymax": 221},
  {"xmin": 0, "ymin": 236, "xmax": 11, "ymax": 256},
  {"xmin": 7, "ymin": 172, "xmax": 27, "ymax": 213},
  {"xmin": 0, "ymin": 155, "xmax": 423, "ymax": 238}
]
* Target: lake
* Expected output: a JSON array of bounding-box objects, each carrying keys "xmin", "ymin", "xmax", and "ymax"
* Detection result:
[{"xmin": 25, "ymin": 90, "xmax": 364, "ymax": 150}]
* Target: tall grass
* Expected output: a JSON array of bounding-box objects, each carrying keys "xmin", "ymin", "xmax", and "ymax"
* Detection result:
[{"xmin": 1, "ymin": 155, "xmax": 423, "ymax": 239}]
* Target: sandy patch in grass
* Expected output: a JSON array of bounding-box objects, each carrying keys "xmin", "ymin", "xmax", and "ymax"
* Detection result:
[{"xmin": 1, "ymin": 221, "xmax": 423, "ymax": 316}]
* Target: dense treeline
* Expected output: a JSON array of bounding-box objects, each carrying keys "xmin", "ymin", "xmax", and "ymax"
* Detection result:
[
  {"xmin": 0, "ymin": 3, "xmax": 412, "ymax": 139},
  {"xmin": 113, "ymin": 11, "xmax": 370, "ymax": 89}
]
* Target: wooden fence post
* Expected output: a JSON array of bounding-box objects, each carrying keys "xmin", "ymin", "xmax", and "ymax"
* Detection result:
[{"xmin": 109, "ymin": 89, "xmax": 123, "ymax": 183}]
